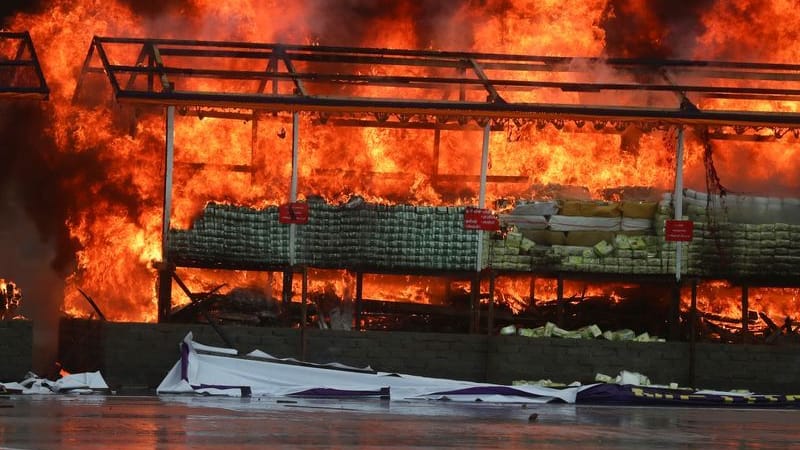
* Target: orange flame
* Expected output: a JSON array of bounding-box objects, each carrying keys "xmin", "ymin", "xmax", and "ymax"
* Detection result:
[{"xmin": 4, "ymin": 1, "xmax": 799, "ymax": 322}]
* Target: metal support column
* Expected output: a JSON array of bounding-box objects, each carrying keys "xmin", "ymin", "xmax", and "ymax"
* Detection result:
[
  {"xmin": 432, "ymin": 127, "xmax": 440, "ymax": 183},
  {"xmin": 289, "ymin": 112, "xmax": 300, "ymax": 266},
  {"xmin": 556, "ymin": 275, "xmax": 565, "ymax": 327},
  {"xmin": 742, "ymin": 285, "xmax": 750, "ymax": 344},
  {"xmin": 157, "ymin": 105, "xmax": 175, "ymax": 322},
  {"xmin": 282, "ymin": 272, "xmax": 293, "ymax": 312},
  {"xmin": 670, "ymin": 281, "xmax": 682, "ymax": 340},
  {"xmin": 475, "ymin": 122, "xmax": 491, "ymax": 273},
  {"xmin": 674, "ymin": 127, "xmax": 685, "ymax": 281},
  {"xmin": 300, "ymin": 267, "xmax": 308, "ymax": 360},
  {"xmin": 355, "ymin": 272, "xmax": 363, "ymax": 330},
  {"xmin": 529, "ymin": 276, "xmax": 536, "ymax": 307},
  {"xmin": 487, "ymin": 271, "xmax": 495, "ymax": 336},
  {"xmin": 470, "ymin": 274, "xmax": 480, "ymax": 334},
  {"xmin": 689, "ymin": 278, "xmax": 698, "ymax": 387}
]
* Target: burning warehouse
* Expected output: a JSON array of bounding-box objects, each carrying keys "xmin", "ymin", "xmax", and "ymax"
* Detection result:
[{"xmin": 1, "ymin": 1, "xmax": 800, "ymax": 390}]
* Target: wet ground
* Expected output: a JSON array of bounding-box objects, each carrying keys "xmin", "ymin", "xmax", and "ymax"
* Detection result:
[{"xmin": 1, "ymin": 395, "xmax": 799, "ymax": 449}]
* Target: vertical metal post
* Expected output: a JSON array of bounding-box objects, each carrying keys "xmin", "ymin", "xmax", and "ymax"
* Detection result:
[
  {"xmin": 556, "ymin": 275, "xmax": 565, "ymax": 327},
  {"xmin": 487, "ymin": 272, "xmax": 495, "ymax": 336},
  {"xmin": 289, "ymin": 112, "xmax": 300, "ymax": 266},
  {"xmin": 478, "ymin": 123, "xmax": 490, "ymax": 211},
  {"xmin": 250, "ymin": 114, "xmax": 258, "ymax": 185},
  {"xmin": 355, "ymin": 272, "xmax": 363, "ymax": 331},
  {"xmin": 670, "ymin": 282, "xmax": 681, "ymax": 340},
  {"xmin": 689, "ymin": 279, "xmax": 698, "ymax": 387},
  {"xmin": 300, "ymin": 267, "xmax": 308, "ymax": 360},
  {"xmin": 476, "ymin": 123, "xmax": 491, "ymax": 272},
  {"xmin": 742, "ymin": 285, "xmax": 750, "ymax": 344},
  {"xmin": 470, "ymin": 275, "xmax": 480, "ymax": 334},
  {"xmin": 157, "ymin": 105, "xmax": 176, "ymax": 322},
  {"xmin": 529, "ymin": 276, "xmax": 536, "ymax": 307},
  {"xmin": 432, "ymin": 127, "xmax": 440, "ymax": 181},
  {"xmin": 162, "ymin": 105, "xmax": 175, "ymax": 262},
  {"xmin": 674, "ymin": 127, "xmax": 685, "ymax": 281},
  {"xmin": 282, "ymin": 272, "xmax": 293, "ymax": 313}
]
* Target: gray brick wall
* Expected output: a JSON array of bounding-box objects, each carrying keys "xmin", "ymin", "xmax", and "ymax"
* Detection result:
[
  {"xmin": 0, "ymin": 320, "xmax": 33, "ymax": 381},
  {"xmin": 57, "ymin": 319, "xmax": 800, "ymax": 394}
]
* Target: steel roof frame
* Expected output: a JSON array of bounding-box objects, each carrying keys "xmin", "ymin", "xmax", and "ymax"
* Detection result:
[
  {"xmin": 77, "ymin": 36, "xmax": 800, "ymax": 130},
  {"xmin": 0, "ymin": 31, "xmax": 49, "ymax": 100}
]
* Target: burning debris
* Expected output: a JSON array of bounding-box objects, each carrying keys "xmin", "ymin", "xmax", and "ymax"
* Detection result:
[{"xmin": 0, "ymin": 279, "xmax": 22, "ymax": 320}]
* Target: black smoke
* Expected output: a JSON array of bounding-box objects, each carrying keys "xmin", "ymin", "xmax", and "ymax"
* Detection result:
[
  {"xmin": 1, "ymin": 0, "xmax": 46, "ymax": 26},
  {"xmin": 601, "ymin": 0, "xmax": 716, "ymax": 59}
]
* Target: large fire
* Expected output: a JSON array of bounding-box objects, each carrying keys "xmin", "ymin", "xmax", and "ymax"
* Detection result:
[{"xmin": 3, "ymin": 1, "xmax": 799, "ymax": 326}]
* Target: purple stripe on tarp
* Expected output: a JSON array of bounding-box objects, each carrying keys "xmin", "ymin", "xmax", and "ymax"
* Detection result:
[
  {"xmin": 577, "ymin": 384, "xmax": 800, "ymax": 408},
  {"xmin": 288, "ymin": 387, "xmax": 390, "ymax": 399},
  {"xmin": 426, "ymin": 386, "xmax": 555, "ymax": 399},
  {"xmin": 180, "ymin": 342, "xmax": 189, "ymax": 381}
]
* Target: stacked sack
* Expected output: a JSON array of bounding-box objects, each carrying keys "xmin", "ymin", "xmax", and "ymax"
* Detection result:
[
  {"xmin": 169, "ymin": 198, "xmax": 488, "ymax": 272},
  {"xmin": 681, "ymin": 189, "xmax": 800, "ymax": 278},
  {"xmin": 498, "ymin": 195, "xmax": 663, "ymax": 274},
  {"xmin": 552, "ymin": 233, "xmax": 669, "ymax": 274},
  {"xmin": 168, "ymin": 202, "xmax": 290, "ymax": 267},
  {"xmin": 296, "ymin": 198, "xmax": 484, "ymax": 271},
  {"xmin": 484, "ymin": 230, "xmax": 556, "ymax": 271}
]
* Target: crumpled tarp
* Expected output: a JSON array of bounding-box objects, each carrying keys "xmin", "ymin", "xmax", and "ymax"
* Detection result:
[
  {"xmin": 577, "ymin": 383, "xmax": 800, "ymax": 408},
  {"xmin": 1, "ymin": 371, "xmax": 109, "ymax": 394},
  {"xmin": 157, "ymin": 332, "xmax": 585, "ymax": 403}
]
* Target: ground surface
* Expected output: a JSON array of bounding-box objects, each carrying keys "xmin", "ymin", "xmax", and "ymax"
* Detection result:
[{"xmin": 1, "ymin": 395, "xmax": 799, "ymax": 449}]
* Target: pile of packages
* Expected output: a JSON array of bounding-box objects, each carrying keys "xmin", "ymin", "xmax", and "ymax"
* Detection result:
[
  {"xmin": 169, "ymin": 198, "xmax": 484, "ymax": 271},
  {"xmin": 665, "ymin": 189, "xmax": 800, "ymax": 278},
  {"xmin": 495, "ymin": 196, "xmax": 674, "ymax": 274},
  {"xmin": 169, "ymin": 188, "xmax": 800, "ymax": 278},
  {"xmin": 169, "ymin": 203, "xmax": 291, "ymax": 267},
  {"xmin": 500, "ymin": 323, "xmax": 664, "ymax": 342}
]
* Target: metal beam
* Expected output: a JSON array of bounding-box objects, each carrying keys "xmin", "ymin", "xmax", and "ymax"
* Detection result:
[
  {"xmin": 110, "ymin": 91, "xmax": 800, "ymax": 128},
  {"xmin": 78, "ymin": 36, "xmax": 800, "ymax": 130},
  {"xmin": 0, "ymin": 31, "xmax": 49, "ymax": 100}
]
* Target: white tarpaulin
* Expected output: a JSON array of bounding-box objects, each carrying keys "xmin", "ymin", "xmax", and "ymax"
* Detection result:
[
  {"xmin": 157, "ymin": 333, "xmax": 583, "ymax": 403},
  {"xmin": 1, "ymin": 371, "xmax": 109, "ymax": 394}
]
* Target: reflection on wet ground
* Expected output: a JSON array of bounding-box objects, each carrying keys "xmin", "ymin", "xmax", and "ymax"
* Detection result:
[{"xmin": 1, "ymin": 395, "xmax": 799, "ymax": 449}]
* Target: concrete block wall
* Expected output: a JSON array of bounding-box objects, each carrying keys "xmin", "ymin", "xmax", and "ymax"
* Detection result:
[
  {"xmin": 0, "ymin": 320, "xmax": 33, "ymax": 381},
  {"xmin": 58, "ymin": 319, "xmax": 800, "ymax": 394},
  {"xmin": 487, "ymin": 337, "xmax": 690, "ymax": 386},
  {"xmin": 693, "ymin": 343, "xmax": 800, "ymax": 393}
]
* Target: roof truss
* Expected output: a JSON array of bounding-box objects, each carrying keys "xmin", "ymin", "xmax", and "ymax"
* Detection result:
[
  {"xmin": 76, "ymin": 36, "xmax": 800, "ymax": 131},
  {"xmin": 0, "ymin": 31, "xmax": 49, "ymax": 100}
]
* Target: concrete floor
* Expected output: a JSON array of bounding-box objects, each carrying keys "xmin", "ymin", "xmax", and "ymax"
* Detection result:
[{"xmin": 1, "ymin": 395, "xmax": 799, "ymax": 449}]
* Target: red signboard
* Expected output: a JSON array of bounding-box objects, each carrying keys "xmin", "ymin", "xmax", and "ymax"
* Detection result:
[
  {"xmin": 464, "ymin": 207, "xmax": 500, "ymax": 231},
  {"xmin": 279, "ymin": 202, "xmax": 309, "ymax": 224},
  {"xmin": 665, "ymin": 220, "xmax": 694, "ymax": 242}
]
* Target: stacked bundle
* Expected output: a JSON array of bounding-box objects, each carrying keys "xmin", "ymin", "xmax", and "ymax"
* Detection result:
[
  {"xmin": 551, "ymin": 235, "xmax": 666, "ymax": 274},
  {"xmin": 689, "ymin": 222, "xmax": 800, "ymax": 278},
  {"xmin": 170, "ymin": 199, "xmax": 487, "ymax": 272},
  {"xmin": 678, "ymin": 189, "xmax": 800, "ymax": 278},
  {"xmin": 168, "ymin": 203, "xmax": 290, "ymax": 267},
  {"xmin": 497, "ymin": 196, "xmax": 662, "ymax": 274},
  {"xmin": 485, "ymin": 231, "xmax": 539, "ymax": 271},
  {"xmin": 298, "ymin": 201, "xmax": 484, "ymax": 271}
]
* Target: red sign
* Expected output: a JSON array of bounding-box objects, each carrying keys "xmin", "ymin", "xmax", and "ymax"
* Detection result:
[
  {"xmin": 665, "ymin": 220, "xmax": 694, "ymax": 242},
  {"xmin": 279, "ymin": 202, "xmax": 309, "ymax": 224},
  {"xmin": 464, "ymin": 207, "xmax": 500, "ymax": 231}
]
